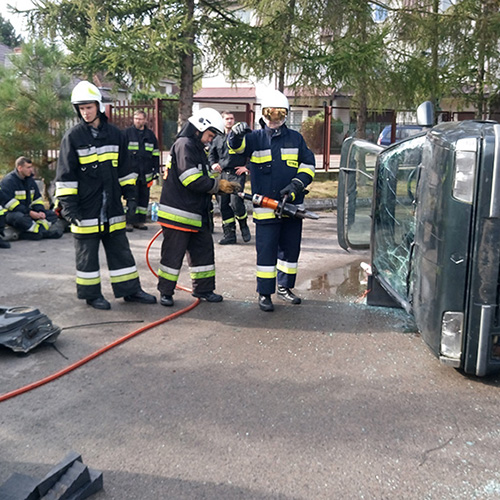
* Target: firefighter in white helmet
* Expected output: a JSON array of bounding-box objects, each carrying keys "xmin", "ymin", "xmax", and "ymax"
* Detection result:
[
  {"xmin": 55, "ymin": 80, "xmax": 157, "ymax": 310},
  {"xmin": 156, "ymin": 107, "xmax": 240, "ymax": 307},
  {"xmin": 228, "ymin": 89, "xmax": 316, "ymax": 312}
]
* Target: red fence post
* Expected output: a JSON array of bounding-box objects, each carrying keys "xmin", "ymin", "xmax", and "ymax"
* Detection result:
[
  {"xmin": 323, "ymin": 105, "xmax": 332, "ymax": 171},
  {"xmin": 105, "ymin": 104, "xmax": 113, "ymax": 122}
]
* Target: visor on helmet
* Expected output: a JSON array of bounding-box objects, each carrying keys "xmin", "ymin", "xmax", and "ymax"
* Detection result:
[{"xmin": 262, "ymin": 107, "xmax": 288, "ymax": 122}]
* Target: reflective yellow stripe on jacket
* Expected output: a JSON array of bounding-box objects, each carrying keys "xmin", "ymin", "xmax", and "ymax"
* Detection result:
[
  {"xmin": 250, "ymin": 149, "xmax": 272, "ymax": 164},
  {"xmin": 71, "ymin": 215, "xmax": 126, "ymax": 235},
  {"xmin": 55, "ymin": 181, "xmax": 78, "ymax": 197},
  {"xmin": 179, "ymin": 167, "xmax": 203, "ymax": 187},
  {"xmin": 158, "ymin": 204, "xmax": 202, "ymax": 228},
  {"xmin": 77, "ymin": 145, "xmax": 120, "ymax": 165}
]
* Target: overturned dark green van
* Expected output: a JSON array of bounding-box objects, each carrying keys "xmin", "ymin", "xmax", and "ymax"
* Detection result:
[{"xmin": 338, "ymin": 114, "xmax": 500, "ymax": 376}]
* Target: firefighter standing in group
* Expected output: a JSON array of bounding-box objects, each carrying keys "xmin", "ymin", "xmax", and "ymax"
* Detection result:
[
  {"xmin": 228, "ymin": 89, "xmax": 315, "ymax": 312},
  {"xmin": 55, "ymin": 81, "xmax": 157, "ymax": 310},
  {"xmin": 123, "ymin": 110, "xmax": 161, "ymax": 231},
  {"xmin": 156, "ymin": 108, "xmax": 240, "ymax": 307},
  {"xmin": 209, "ymin": 110, "xmax": 251, "ymax": 245}
]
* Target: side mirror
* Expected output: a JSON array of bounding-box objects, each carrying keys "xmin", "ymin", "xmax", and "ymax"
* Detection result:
[{"xmin": 417, "ymin": 101, "xmax": 434, "ymax": 127}]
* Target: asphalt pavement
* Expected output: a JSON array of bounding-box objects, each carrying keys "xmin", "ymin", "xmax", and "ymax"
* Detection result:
[{"xmin": 1, "ymin": 211, "xmax": 500, "ymax": 499}]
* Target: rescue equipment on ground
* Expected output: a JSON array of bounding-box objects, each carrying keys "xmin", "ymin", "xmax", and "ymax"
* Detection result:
[
  {"xmin": 0, "ymin": 306, "xmax": 61, "ymax": 353},
  {"xmin": 238, "ymin": 192, "xmax": 319, "ymax": 220}
]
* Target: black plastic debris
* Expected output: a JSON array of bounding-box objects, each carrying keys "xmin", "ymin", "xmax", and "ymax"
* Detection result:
[
  {"xmin": 0, "ymin": 451, "xmax": 103, "ymax": 500},
  {"xmin": 0, "ymin": 306, "xmax": 61, "ymax": 353}
]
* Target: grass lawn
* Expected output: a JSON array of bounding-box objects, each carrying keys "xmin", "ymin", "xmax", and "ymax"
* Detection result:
[{"xmin": 150, "ymin": 178, "xmax": 338, "ymax": 202}]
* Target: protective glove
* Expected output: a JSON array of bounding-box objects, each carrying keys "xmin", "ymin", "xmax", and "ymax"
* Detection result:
[
  {"xmin": 279, "ymin": 178, "xmax": 304, "ymax": 202},
  {"xmin": 127, "ymin": 198, "xmax": 138, "ymax": 216},
  {"xmin": 219, "ymin": 179, "xmax": 242, "ymax": 194},
  {"xmin": 63, "ymin": 211, "xmax": 79, "ymax": 225},
  {"xmin": 232, "ymin": 122, "xmax": 252, "ymax": 138}
]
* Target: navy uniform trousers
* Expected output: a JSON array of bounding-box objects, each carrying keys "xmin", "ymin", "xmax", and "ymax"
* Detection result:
[{"xmin": 255, "ymin": 218, "xmax": 302, "ymax": 295}]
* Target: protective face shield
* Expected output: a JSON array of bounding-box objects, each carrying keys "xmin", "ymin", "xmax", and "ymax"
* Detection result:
[
  {"xmin": 261, "ymin": 89, "xmax": 290, "ymax": 129},
  {"xmin": 262, "ymin": 108, "xmax": 288, "ymax": 129}
]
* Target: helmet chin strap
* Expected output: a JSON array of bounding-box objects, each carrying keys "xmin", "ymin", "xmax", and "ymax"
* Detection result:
[{"xmin": 83, "ymin": 113, "xmax": 100, "ymax": 126}]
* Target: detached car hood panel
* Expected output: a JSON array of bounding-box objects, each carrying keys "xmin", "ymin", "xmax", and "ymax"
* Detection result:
[{"xmin": 0, "ymin": 306, "xmax": 61, "ymax": 353}]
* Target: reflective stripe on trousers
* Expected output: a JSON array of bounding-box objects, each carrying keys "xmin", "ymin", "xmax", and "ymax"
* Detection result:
[
  {"xmin": 158, "ymin": 225, "xmax": 215, "ymax": 296},
  {"xmin": 74, "ymin": 228, "xmax": 140, "ymax": 300},
  {"xmin": 255, "ymin": 218, "xmax": 302, "ymax": 295}
]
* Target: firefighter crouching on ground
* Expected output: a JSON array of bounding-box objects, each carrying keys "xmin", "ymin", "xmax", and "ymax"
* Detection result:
[
  {"xmin": 55, "ymin": 81, "xmax": 157, "ymax": 310},
  {"xmin": 1, "ymin": 156, "xmax": 64, "ymax": 241},
  {"xmin": 209, "ymin": 110, "xmax": 251, "ymax": 245},
  {"xmin": 124, "ymin": 110, "xmax": 161, "ymax": 231},
  {"xmin": 228, "ymin": 89, "xmax": 315, "ymax": 312},
  {"xmin": 0, "ymin": 186, "xmax": 10, "ymax": 249},
  {"xmin": 156, "ymin": 108, "xmax": 240, "ymax": 307}
]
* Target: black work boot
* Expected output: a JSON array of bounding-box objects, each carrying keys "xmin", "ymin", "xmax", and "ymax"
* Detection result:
[
  {"xmin": 219, "ymin": 222, "xmax": 237, "ymax": 245},
  {"xmin": 277, "ymin": 286, "xmax": 302, "ymax": 304},
  {"xmin": 192, "ymin": 291, "xmax": 223, "ymax": 302},
  {"xmin": 86, "ymin": 296, "xmax": 111, "ymax": 310},
  {"xmin": 238, "ymin": 217, "xmax": 251, "ymax": 243},
  {"xmin": 259, "ymin": 294, "xmax": 274, "ymax": 312}
]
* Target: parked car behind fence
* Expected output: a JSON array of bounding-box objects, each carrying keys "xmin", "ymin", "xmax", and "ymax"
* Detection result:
[{"xmin": 377, "ymin": 124, "xmax": 424, "ymax": 146}]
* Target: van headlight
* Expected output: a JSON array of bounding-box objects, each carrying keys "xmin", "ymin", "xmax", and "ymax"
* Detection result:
[
  {"xmin": 441, "ymin": 311, "xmax": 464, "ymax": 360},
  {"xmin": 453, "ymin": 138, "xmax": 477, "ymax": 204}
]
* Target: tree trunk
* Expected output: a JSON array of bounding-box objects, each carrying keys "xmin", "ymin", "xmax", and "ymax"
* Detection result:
[{"xmin": 178, "ymin": 0, "xmax": 195, "ymax": 128}]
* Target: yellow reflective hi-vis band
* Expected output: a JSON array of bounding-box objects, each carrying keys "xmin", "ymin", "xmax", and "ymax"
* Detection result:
[
  {"xmin": 256, "ymin": 265, "xmax": 277, "ymax": 279},
  {"xmin": 179, "ymin": 167, "xmax": 203, "ymax": 187},
  {"xmin": 252, "ymin": 207, "xmax": 276, "ymax": 220},
  {"xmin": 281, "ymin": 148, "xmax": 299, "ymax": 161},
  {"xmin": 250, "ymin": 149, "xmax": 272, "ymax": 164},
  {"xmin": 158, "ymin": 204, "xmax": 202, "ymax": 228},
  {"xmin": 298, "ymin": 163, "xmax": 315, "ymax": 178},
  {"xmin": 229, "ymin": 136, "xmax": 246, "ymax": 154},
  {"xmin": 77, "ymin": 145, "xmax": 120, "ymax": 165},
  {"xmin": 277, "ymin": 259, "xmax": 298, "ymax": 275},
  {"xmin": 76, "ymin": 270, "xmax": 101, "ymax": 286},
  {"xmin": 55, "ymin": 181, "xmax": 78, "ymax": 197},
  {"xmin": 158, "ymin": 264, "xmax": 180, "ymax": 282},
  {"xmin": 119, "ymin": 173, "xmax": 138, "ymax": 187},
  {"xmin": 189, "ymin": 264, "xmax": 216, "ymax": 280},
  {"xmin": 109, "ymin": 266, "xmax": 139, "ymax": 284}
]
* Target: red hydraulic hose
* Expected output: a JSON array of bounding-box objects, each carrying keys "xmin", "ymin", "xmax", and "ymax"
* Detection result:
[{"xmin": 0, "ymin": 226, "xmax": 199, "ymax": 403}]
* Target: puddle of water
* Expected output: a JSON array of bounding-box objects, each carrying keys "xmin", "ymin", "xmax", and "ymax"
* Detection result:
[{"xmin": 303, "ymin": 258, "xmax": 370, "ymax": 302}]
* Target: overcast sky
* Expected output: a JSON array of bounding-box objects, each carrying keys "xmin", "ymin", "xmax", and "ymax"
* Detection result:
[{"xmin": 1, "ymin": 1, "xmax": 34, "ymax": 37}]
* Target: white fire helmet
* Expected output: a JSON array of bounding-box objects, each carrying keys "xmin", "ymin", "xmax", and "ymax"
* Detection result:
[
  {"xmin": 261, "ymin": 89, "xmax": 289, "ymax": 112},
  {"xmin": 71, "ymin": 81, "xmax": 105, "ymax": 114},
  {"xmin": 261, "ymin": 89, "xmax": 289, "ymax": 128},
  {"xmin": 188, "ymin": 107, "xmax": 224, "ymax": 135}
]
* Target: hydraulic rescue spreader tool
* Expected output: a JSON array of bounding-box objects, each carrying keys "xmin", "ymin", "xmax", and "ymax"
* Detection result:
[{"xmin": 238, "ymin": 192, "xmax": 319, "ymax": 220}]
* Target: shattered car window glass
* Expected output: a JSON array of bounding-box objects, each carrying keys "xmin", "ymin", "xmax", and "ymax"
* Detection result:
[
  {"xmin": 345, "ymin": 144, "xmax": 377, "ymax": 246},
  {"xmin": 372, "ymin": 135, "xmax": 425, "ymax": 299}
]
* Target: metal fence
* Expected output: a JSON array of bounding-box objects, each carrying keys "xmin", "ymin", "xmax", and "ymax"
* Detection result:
[{"xmin": 107, "ymin": 99, "xmax": 481, "ymax": 171}]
